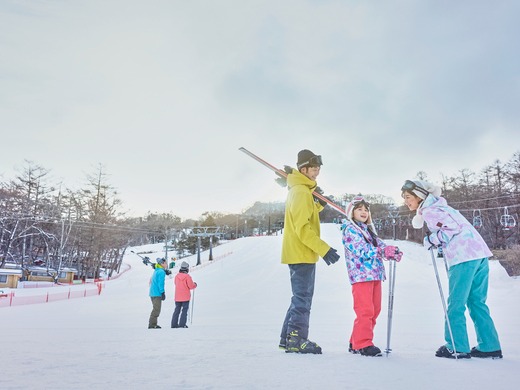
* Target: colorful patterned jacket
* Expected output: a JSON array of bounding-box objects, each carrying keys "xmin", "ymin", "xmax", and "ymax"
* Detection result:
[
  {"xmin": 341, "ymin": 220, "xmax": 386, "ymax": 284},
  {"xmin": 419, "ymin": 195, "xmax": 492, "ymax": 267}
]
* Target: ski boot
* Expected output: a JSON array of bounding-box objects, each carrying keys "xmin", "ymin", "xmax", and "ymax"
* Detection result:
[
  {"xmin": 359, "ymin": 345, "xmax": 382, "ymax": 357},
  {"xmin": 435, "ymin": 345, "xmax": 470, "ymax": 359},
  {"xmin": 470, "ymin": 347, "xmax": 502, "ymax": 359},
  {"xmin": 285, "ymin": 330, "xmax": 322, "ymax": 354},
  {"xmin": 348, "ymin": 343, "xmax": 359, "ymax": 354}
]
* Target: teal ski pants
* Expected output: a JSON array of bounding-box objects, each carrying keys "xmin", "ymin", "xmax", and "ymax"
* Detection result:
[{"xmin": 445, "ymin": 257, "xmax": 501, "ymax": 353}]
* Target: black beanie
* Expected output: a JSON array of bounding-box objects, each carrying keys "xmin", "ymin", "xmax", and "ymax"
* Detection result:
[{"xmin": 297, "ymin": 149, "xmax": 322, "ymax": 169}]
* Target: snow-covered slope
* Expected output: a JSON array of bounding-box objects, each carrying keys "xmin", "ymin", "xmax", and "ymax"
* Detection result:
[{"xmin": 1, "ymin": 224, "xmax": 518, "ymax": 389}]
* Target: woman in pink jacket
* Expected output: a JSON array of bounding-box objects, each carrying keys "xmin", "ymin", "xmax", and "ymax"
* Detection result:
[
  {"xmin": 402, "ymin": 180, "xmax": 502, "ymax": 359},
  {"xmin": 171, "ymin": 261, "xmax": 197, "ymax": 328}
]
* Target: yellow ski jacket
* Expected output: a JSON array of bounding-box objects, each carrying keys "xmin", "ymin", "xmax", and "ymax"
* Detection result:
[{"xmin": 281, "ymin": 169, "xmax": 331, "ymax": 264}]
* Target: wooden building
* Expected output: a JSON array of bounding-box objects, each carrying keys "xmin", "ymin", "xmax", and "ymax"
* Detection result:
[
  {"xmin": 25, "ymin": 266, "xmax": 78, "ymax": 283},
  {"xmin": 0, "ymin": 265, "xmax": 23, "ymax": 288}
]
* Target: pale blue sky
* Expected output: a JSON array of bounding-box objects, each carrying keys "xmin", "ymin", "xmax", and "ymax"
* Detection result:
[{"xmin": 1, "ymin": 0, "xmax": 519, "ymax": 219}]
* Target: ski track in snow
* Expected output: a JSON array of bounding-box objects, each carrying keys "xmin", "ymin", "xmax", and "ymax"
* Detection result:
[{"xmin": 1, "ymin": 224, "xmax": 518, "ymax": 389}]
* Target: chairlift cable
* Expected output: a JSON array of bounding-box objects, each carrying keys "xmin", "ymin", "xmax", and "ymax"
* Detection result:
[{"xmin": 449, "ymin": 193, "xmax": 517, "ymax": 205}]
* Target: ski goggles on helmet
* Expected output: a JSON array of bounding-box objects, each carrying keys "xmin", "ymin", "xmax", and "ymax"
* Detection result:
[
  {"xmin": 297, "ymin": 155, "xmax": 323, "ymax": 169},
  {"xmin": 401, "ymin": 180, "xmax": 428, "ymax": 197},
  {"xmin": 351, "ymin": 195, "xmax": 370, "ymax": 209}
]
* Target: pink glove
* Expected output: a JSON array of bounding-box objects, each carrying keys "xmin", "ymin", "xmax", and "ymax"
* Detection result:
[{"xmin": 383, "ymin": 246, "xmax": 403, "ymax": 262}]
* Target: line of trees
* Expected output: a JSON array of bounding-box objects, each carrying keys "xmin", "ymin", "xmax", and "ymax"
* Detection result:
[
  {"xmin": 2, "ymin": 151, "xmax": 519, "ymax": 282},
  {"xmin": 0, "ymin": 162, "xmax": 131, "ymax": 279},
  {"xmin": 0, "ymin": 162, "xmax": 285, "ymax": 281}
]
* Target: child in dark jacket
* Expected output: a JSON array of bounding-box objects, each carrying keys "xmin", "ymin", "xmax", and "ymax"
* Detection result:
[
  {"xmin": 341, "ymin": 195, "xmax": 402, "ymax": 357},
  {"xmin": 171, "ymin": 261, "xmax": 197, "ymax": 328}
]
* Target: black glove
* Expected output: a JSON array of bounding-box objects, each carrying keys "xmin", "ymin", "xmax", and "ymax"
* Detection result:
[
  {"xmin": 161, "ymin": 292, "xmax": 166, "ymax": 301},
  {"xmin": 313, "ymin": 186, "xmax": 329, "ymax": 207},
  {"xmin": 313, "ymin": 195, "xmax": 328, "ymax": 207},
  {"xmin": 323, "ymin": 248, "xmax": 340, "ymax": 265}
]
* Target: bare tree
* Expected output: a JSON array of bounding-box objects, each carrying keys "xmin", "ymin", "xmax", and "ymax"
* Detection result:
[{"xmin": 78, "ymin": 164, "xmax": 123, "ymax": 279}]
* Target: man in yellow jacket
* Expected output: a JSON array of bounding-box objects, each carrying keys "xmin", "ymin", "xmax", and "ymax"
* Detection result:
[{"xmin": 280, "ymin": 149, "xmax": 340, "ymax": 354}]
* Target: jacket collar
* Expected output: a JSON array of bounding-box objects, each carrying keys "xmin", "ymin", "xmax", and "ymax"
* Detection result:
[{"xmin": 287, "ymin": 168, "xmax": 317, "ymax": 191}]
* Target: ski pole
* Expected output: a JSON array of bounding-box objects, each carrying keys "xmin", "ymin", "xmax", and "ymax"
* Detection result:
[
  {"xmin": 190, "ymin": 290, "xmax": 195, "ymax": 325},
  {"xmin": 385, "ymin": 259, "xmax": 397, "ymax": 356},
  {"xmin": 429, "ymin": 247, "xmax": 458, "ymax": 359}
]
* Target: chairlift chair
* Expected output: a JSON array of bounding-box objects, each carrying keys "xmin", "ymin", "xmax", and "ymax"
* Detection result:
[
  {"xmin": 388, "ymin": 208, "xmax": 399, "ymax": 219},
  {"xmin": 500, "ymin": 207, "xmax": 517, "ymax": 230},
  {"xmin": 472, "ymin": 210, "xmax": 483, "ymax": 229}
]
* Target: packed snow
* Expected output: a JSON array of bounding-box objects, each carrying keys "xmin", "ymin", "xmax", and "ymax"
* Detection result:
[{"xmin": 1, "ymin": 224, "xmax": 518, "ymax": 389}]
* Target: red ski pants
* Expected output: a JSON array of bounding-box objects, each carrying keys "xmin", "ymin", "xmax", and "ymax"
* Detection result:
[{"xmin": 350, "ymin": 280, "xmax": 382, "ymax": 350}]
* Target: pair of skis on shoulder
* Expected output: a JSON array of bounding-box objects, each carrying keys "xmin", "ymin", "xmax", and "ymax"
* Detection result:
[{"xmin": 238, "ymin": 147, "xmax": 346, "ymax": 216}]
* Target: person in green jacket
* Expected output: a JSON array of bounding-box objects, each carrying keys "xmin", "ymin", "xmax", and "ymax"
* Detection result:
[{"xmin": 279, "ymin": 149, "xmax": 340, "ymax": 354}]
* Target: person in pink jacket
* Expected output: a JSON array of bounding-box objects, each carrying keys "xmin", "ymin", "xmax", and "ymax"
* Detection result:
[
  {"xmin": 402, "ymin": 179, "xmax": 502, "ymax": 359},
  {"xmin": 171, "ymin": 261, "xmax": 197, "ymax": 328}
]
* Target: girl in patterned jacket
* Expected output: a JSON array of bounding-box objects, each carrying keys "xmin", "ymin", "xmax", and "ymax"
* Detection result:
[
  {"xmin": 341, "ymin": 195, "xmax": 402, "ymax": 357},
  {"xmin": 401, "ymin": 180, "xmax": 502, "ymax": 359}
]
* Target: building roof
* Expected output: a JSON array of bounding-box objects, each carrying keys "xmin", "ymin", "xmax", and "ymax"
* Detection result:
[{"xmin": 0, "ymin": 267, "xmax": 23, "ymax": 276}]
